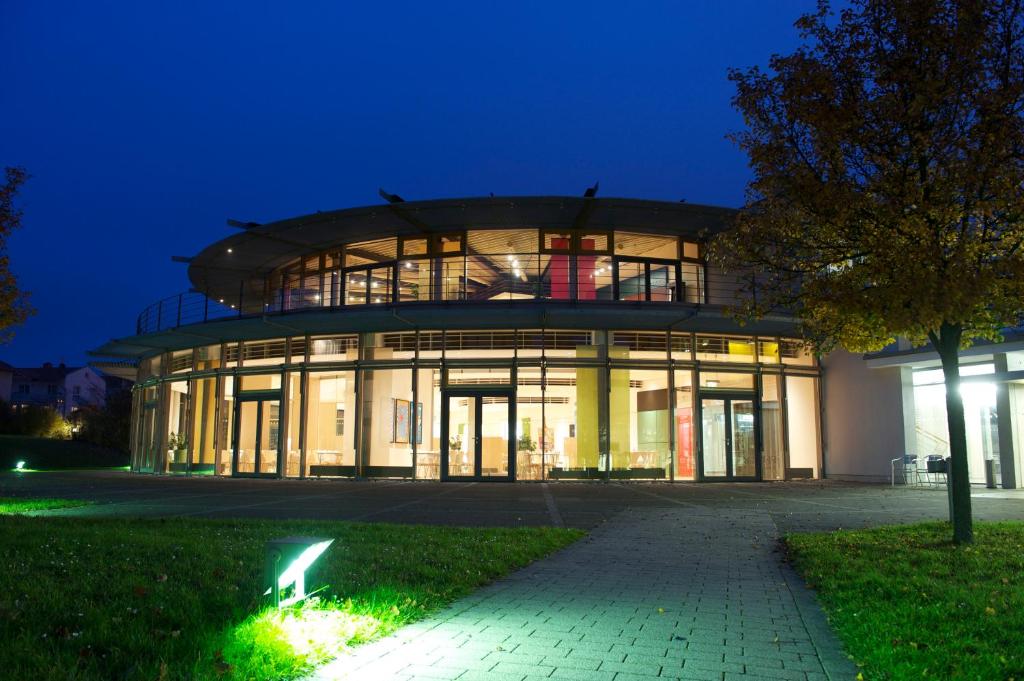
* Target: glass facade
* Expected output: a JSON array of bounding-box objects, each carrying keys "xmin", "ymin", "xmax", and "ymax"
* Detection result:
[
  {"xmin": 121, "ymin": 206, "xmax": 829, "ymax": 482},
  {"xmin": 130, "ymin": 331, "xmax": 820, "ymax": 482},
  {"xmin": 244, "ymin": 229, "xmax": 708, "ymax": 315},
  {"xmin": 912, "ymin": 364, "xmax": 999, "ymax": 485}
]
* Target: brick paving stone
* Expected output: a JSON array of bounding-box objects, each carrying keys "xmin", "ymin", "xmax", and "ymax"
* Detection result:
[{"xmin": 305, "ymin": 507, "xmax": 857, "ymax": 681}]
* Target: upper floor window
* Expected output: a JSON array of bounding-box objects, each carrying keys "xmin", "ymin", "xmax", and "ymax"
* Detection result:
[
  {"xmin": 265, "ymin": 227, "xmax": 708, "ymax": 310},
  {"xmin": 615, "ymin": 232, "xmax": 679, "ymax": 260}
]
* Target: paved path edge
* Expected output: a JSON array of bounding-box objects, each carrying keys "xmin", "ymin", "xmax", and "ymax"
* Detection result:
[{"xmin": 776, "ymin": 541, "xmax": 861, "ymax": 680}]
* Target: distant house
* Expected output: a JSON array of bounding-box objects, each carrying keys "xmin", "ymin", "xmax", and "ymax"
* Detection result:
[
  {"xmin": 0, "ymin": 361, "xmax": 12, "ymax": 406},
  {"xmin": 0, "ymin": 362, "xmax": 130, "ymax": 417}
]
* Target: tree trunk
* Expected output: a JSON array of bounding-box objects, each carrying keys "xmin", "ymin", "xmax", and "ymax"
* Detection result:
[{"xmin": 929, "ymin": 322, "xmax": 973, "ymax": 544}]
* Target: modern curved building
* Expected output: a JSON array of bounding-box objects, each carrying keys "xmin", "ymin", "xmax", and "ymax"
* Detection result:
[{"xmin": 94, "ymin": 195, "xmax": 825, "ymax": 482}]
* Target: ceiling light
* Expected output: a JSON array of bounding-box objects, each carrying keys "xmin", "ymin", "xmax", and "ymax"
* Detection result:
[{"xmin": 227, "ymin": 248, "xmax": 233, "ymax": 253}]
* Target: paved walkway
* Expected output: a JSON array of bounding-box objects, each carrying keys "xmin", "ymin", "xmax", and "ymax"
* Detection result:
[{"xmin": 309, "ymin": 506, "xmax": 858, "ymax": 681}]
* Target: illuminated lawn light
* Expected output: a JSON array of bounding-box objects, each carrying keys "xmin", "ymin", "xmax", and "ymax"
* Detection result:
[
  {"xmin": 14, "ymin": 461, "xmax": 26, "ymax": 471},
  {"xmin": 264, "ymin": 536, "xmax": 334, "ymax": 608}
]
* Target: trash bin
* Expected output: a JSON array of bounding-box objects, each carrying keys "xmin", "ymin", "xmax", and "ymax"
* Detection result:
[{"xmin": 984, "ymin": 459, "xmax": 997, "ymax": 488}]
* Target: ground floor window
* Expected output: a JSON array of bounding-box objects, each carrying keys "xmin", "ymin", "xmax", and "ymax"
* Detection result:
[
  {"xmin": 131, "ymin": 341, "xmax": 822, "ymax": 482},
  {"xmin": 786, "ymin": 375, "xmax": 821, "ymax": 479},
  {"xmin": 912, "ymin": 365, "xmax": 999, "ymax": 485},
  {"xmin": 304, "ymin": 370, "xmax": 356, "ymax": 477}
]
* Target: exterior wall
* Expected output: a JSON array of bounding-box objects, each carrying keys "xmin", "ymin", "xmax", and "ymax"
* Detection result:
[
  {"xmin": 0, "ymin": 368, "xmax": 11, "ymax": 403},
  {"xmin": 10, "ymin": 380, "xmax": 61, "ymax": 410},
  {"xmin": 822, "ymin": 349, "xmax": 910, "ymax": 482},
  {"xmin": 64, "ymin": 368, "xmax": 107, "ymax": 415}
]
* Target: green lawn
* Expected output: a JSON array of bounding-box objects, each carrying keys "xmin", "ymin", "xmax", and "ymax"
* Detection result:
[
  {"xmin": 785, "ymin": 521, "xmax": 1024, "ymax": 681},
  {"xmin": 0, "ymin": 517, "xmax": 583, "ymax": 681},
  {"xmin": 0, "ymin": 497, "xmax": 92, "ymax": 513},
  {"xmin": 0, "ymin": 435, "xmax": 128, "ymax": 470}
]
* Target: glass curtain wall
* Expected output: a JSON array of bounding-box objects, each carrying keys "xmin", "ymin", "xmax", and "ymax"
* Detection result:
[
  {"xmin": 785, "ymin": 375, "xmax": 821, "ymax": 478},
  {"xmin": 165, "ymin": 381, "xmax": 189, "ymax": 473},
  {"xmin": 543, "ymin": 367, "xmax": 603, "ymax": 478},
  {"xmin": 361, "ymin": 368, "xmax": 414, "ymax": 477},
  {"xmin": 912, "ymin": 365, "xmax": 998, "ymax": 485},
  {"xmin": 284, "ymin": 372, "xmax": 302, "ymax": 477},
  {"xmin": 673, "ymin": 370, "xmax": 695, "ymax": 480},
  {"xmin": 516, "ymin": 368, "xmax": 544, "ymax": 480},
  {"xmin": 417, "ymin": 368, "xmax": 442, "ymax": 479},
  {"xmin": 761, "ymin": 373, "xmax": 785, "ymax": 480},
  {"xmin": 132, "ymin": 333, "xmax": 821, "ymax": 482},
  {"xmin": 189, "ymin": 376, "xmax": 217, "ymax": 473},
  {"xmin": 305, "ymin": 371, "xmax": 356, "ymax": 477},
  {"xmin": 610, "ymin": 368, "xmax": 671, "ymax": 479},
  {"xmin": 217, "ymin": 377, "xmax": 235, "ymax": 475}
]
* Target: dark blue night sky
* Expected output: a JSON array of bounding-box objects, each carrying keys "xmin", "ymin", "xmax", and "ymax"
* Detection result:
[{"xmin": 2, "ymin": 1, "xmax": 813, "ymax": 366}]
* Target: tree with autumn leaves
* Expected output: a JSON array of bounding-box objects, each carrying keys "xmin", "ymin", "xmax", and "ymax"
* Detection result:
[
  {"xmin": 711, "ymin": 0, "xmax": 1024, "ymax": 543},
  {"xmin": 0, "ymin": 166, "xmax": 32, "ymax": 343}
]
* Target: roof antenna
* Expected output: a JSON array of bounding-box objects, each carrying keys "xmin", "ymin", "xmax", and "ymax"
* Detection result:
[
  {"xmin": 583, "ymin": 181, "xmax": 599, "ymax": 198},
  {"xmin": 379, "ymin": 188, "xmax": 405, "ymax": 203}
]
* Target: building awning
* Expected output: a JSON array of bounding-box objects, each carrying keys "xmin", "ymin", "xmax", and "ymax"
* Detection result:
[{"xmin": 88, "ymin": 302, "xmax": 796, "ymax": 360}]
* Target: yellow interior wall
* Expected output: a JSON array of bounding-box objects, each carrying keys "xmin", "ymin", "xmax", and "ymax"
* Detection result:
[
  {"xmin": 575, "ymin": 346, "xmax": 600, "ymax": 467},
  {"xmin": 728, "ymin": 340, "xmax": 755, "ymax": 357},
  {"xmin": 609, "ymin": 348, "xmax": 630, "ymax": 469}
]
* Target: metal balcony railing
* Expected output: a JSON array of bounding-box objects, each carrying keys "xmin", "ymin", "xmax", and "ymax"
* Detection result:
[{"xmin": 136, "ymin": 254, "xmax": 760, "ymax": 335}]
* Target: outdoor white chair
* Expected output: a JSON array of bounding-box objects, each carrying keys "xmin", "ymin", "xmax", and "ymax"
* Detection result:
[{"xmin": 891, "ymin": 454, "xmax": 921, "ymax": 487}]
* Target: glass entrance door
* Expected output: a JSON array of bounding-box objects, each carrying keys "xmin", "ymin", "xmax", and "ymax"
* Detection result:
[
  {"xmin": 233, "ymin": 398, "xmax": 280, "ymax": 476},
  {"xmin": 442, "ymin": 392, "xmax": 513, "ymax": 480},
  {"xmin": 700, "ymin": 395, "xmax": 758, "ymax": 480}
]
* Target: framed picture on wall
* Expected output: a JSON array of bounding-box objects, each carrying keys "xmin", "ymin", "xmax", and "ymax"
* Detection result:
[{"xmin": 393, "ymin": 399, "xmax": 411, "ymax": 444}]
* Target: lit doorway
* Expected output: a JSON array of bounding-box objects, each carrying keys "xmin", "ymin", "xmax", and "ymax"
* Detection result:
[
  {"xmin": 441, "ymin": 391, "xmax": 514, "ymax": 481},
  {"xmin": 233, "ymin": 395, "xmax": 280, "ymax": 476},
  {"xmin": 699, "ymin": 394, "xmax": 759, "ymax": 480}
]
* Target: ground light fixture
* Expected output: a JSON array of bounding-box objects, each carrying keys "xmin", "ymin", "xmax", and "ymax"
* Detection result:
[
  {"xmin": 264, "ymin": 536, "xmax": 334, "ymax": 608},
  {"xmin": 14, "ymin": 460, "xmax": 26, "ymax": 471}
]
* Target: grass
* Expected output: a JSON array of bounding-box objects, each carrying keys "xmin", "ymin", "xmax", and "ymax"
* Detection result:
[
  {"xmin": 0, "ymin": 497, "xmax": 92, "ymax": 513},
  {"xmin": 0, "ymin": 435, "xmax": 128, "ymax": 470},
  {"xmin": 0, "ymin": 517, "xmax": 583, "ymax": 680},
  {"xmin": 785, "ymin": 521, "xmax": 1024, "ymax": 681}
]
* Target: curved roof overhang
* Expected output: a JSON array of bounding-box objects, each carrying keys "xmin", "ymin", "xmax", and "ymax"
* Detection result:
[
  {"xmin": 187, "ymin": 196, "xmax": 737, "ymax": 303},
  {"xmin": 89, "ymin": 302, "xmax": 795, "ymax": 360}
]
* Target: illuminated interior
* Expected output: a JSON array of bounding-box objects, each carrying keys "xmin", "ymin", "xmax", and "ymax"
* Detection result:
[
  {"xmin": 130, "ymin": 330, "xmax": 821, "ymax": 482},
  {"xmin": 119, "ymin": 200, "xmax": 825, "ymax": 483}
]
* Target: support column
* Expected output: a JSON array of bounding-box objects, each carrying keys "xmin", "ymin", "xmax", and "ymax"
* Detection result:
[{"xmin": 995, "ymin": 353, "xmax": 1023, "ymax": 489}]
